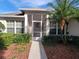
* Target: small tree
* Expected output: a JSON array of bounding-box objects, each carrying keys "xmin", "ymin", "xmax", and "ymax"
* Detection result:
[{"xmin": 48, "ymin": 0, "xmax": 79, "ymax": 44}]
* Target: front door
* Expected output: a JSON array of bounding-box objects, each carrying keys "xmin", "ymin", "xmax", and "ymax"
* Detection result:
[{"xmin": 32, "ymin": 22, "xmax": 42, "ymax": 40}]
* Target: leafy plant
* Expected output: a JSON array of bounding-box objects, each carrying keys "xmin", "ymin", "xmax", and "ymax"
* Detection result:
[
  {"xmin": 42, "ymin": 36, "xmax": 58, "ymax": 45},
  {"xmin": 0, "ymin": 33, "xmax": 15, "ymax": 47},
  {"xmin": 48, "ymin": 0, "xmax": 79, "ymax": 44},
  {"xmin": 0, "ymin": 33, "xmax": 31, "ymax": 49},
  {"xmin": 13, "ymin": 33, "xmax": 31, "ymax": 44},
  {"xmin": 0, "ymin": 22, "xmax": 5, "ymax": 32},
  {"xmin": 0, "ymin": 38, "xmax": 5, "ymax": 49},
  {"xmin": 71, "ymin": 36, "xmax": 79, "ymax": 47}
]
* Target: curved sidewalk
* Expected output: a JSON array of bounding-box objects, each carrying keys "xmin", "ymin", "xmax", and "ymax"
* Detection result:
[{"xmin": 28, "ymin": 40, "xmax": 47, "ymax": 59}]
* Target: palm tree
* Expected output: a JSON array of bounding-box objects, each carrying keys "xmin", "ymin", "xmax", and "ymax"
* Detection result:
[{"xmin": 48, "ymin": 0, "xmax": 79, "ymax": 43}]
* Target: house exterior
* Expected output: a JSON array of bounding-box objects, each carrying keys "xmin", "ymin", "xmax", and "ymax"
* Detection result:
[{"xmin": 0, "ymin": 8, "xmax": 79, "ymax": 40}]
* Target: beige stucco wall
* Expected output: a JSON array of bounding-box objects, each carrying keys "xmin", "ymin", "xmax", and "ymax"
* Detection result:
[{"xmin": 68, "ymin": 20, "xmax": 79, "ymax": 36}]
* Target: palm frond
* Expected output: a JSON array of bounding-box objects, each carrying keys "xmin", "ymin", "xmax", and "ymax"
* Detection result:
[{"xmin": 48, "ymin": 3, "xmax": 58, "ymax": 11}]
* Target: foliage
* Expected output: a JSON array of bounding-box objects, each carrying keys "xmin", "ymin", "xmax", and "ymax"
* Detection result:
[
  {"xmin": 48, "ymin": 0, "xmax": 79, "ymax": 43},
  {"xmin": 42, "ymin": 35, "xmax": 58, "ymax": 45},
  {"xmin": 71, "ymin": 36, "xmax": 79, "ymax": 47},
  {"xmin": 13, "ymin": 33, "xmax": 31, "ymax": 44},
  {"xmin": 0, "ymin": 33, "xmax": 31, "ymax": 49},
  {"xmin": 0, "ymin": 33, "xmax": 15, "ymax": 47},
  {"xmin": 0, "ymin": 22, "xmax": 5, "ymax": 32},
  {"xmin": 0, "ymin": 38, "xmax": 5, "ymax": 49},
  {"xmin": 48, "ymin": 0, "xmax": 79, "ymax": 22},
  {"xmin": 42, "ymin": 35, "xmax": 72, "ymax": 45}
]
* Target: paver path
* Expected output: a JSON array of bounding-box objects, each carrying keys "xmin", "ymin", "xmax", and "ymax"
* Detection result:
[{"xmin": 28, "ymin": 40, "xmax": 47, "ymax": 59}]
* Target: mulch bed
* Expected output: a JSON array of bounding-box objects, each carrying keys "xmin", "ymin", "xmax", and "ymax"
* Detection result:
[
  {"xmin": 44, "ymin": 43, "xmax": 79, "ymax": 59},
  {"xmin": 0, "ymin": 43, "xmax": 31, "ymax": 59}
]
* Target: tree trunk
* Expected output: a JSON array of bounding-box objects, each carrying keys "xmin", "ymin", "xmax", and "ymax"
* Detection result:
[
  {"xmin": 59, "ymin": 18, "xmax": 65, "ymax": 43},
  {"xmin": 60, "ymin": 19, "xmax": 65, "ymax": 31}
]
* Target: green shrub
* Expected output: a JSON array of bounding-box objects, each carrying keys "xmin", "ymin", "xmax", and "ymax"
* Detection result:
[
  {"xmin": 13, "ymin": 33, "xmax": 31, "ymax": 44},
  {"xmin": 0, "ymin": 33, "xmax": 31, "ymax": 49},
  {"xmin": 0, "ymin": 38, "xmax": 5, "ymax": 49},
  {"xmin": 71, "ymin": 36, "xmax": 79, "ymax": 46},
  {"xmin": 0, "ymin": 33, "xmax": 15, "ymax": 47},
  {"xmin": 42, "ymin": 35, "xmax": 58, "ymax": 45}
]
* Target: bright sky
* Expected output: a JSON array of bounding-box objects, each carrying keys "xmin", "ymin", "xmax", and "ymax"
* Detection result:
[{"xmin": 0, "ymin": 0, "xmax": 52, "ymax": 14}]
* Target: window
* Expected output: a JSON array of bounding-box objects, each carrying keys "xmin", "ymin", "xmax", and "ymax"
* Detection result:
[
  {"xmin": 7, "ymin": 21, "xmax": 14, "ymax": 33},
  {"xmin": 49, "ymin": 20, "xmax": 56, "ymax": 35},
  {"xmin": 49, "ymin": 20, "xmax": 65, "ymax": 35},
  {"xmin": 16, "ymin": 21, "xmax": 24, "ymax": 33},
  {"xmin": 7, "ymin": 28, "xmax": 14, "ymax": 33},
  {"xmin": 33, "ymin": 14, "xmax": 41, "ymax": 21},
  {"xmin": 7, "ymin": 20, "xmax": 24, "ymax": 33}
]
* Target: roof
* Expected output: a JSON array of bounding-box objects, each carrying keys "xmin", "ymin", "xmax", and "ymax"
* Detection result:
[
  {"xmin": 0, "ymin": 11, "xmax": 22, "ymax": 15},
  {"xmin": 0, "ymin": 15, "xmax": 24, "ymax": 18},
  {"xmin": 19, "ymin": 8, "xmax": 49, "ymax": 12},
  {"xmin": 0, "ymin": 8, "xmax": 50, "ymax": 17}
]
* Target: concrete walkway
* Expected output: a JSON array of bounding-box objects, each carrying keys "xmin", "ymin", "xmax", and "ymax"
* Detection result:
[{"xmin": 28, "ymin": 40, "xmax": 47, "ymax": 59}]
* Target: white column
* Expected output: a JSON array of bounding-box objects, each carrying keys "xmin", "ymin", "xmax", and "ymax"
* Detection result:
[
  {"xmin": 46, "ymin": 15, "xmax": 50, "ymax": 35},
  {"xmin": 14, "ymin": 21, "xmax": 16, "ymax": 34},
  {"xmin": 5, "ymin": 20, "xmax": 7, "ymax": 33},
  {"xmin": 32, "ymin": 14, "xmax": 33, "ymax": 37},
  {"xmin": 24, "ymin": 14, "xmax": 28, "ymax": 33},
  {"xmin": 4, "ymin": 20, "xmax": 7, "ymax": 33},
  {"xmin": 41, "ymin": 15, "xmax": 43, "ymax": 38}
]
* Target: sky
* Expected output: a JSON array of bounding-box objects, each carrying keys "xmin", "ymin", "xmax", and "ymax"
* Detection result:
[{"xmin": 0, "ymin": 0, "xmax": 52, "ymax": 14}]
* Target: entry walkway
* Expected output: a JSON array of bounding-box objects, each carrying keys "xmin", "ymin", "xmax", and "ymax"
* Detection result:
[{"xmin": 28, "ymin": 40, "xmax": 47, "ymax": 59}]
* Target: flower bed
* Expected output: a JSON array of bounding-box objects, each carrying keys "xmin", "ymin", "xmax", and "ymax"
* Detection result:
[
  {"xmin": 0, "ymin": 43, "xmax": 31, "ymax": 59},
  {"xmin": 0, "ymin": 33, "xmax": 32, "ymax": 59},
  {"xmin": 44, "ymin": 44, "xmax": 79, "ymax": 59},
  {"xmin": 42, "ymin": 36, "xmax": 79, "ymax": 59}
]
